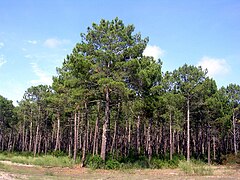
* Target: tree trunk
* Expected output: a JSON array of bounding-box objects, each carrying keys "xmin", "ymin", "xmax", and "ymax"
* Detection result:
[
  {"xmin": 93, "ymin": 101, "xmax": 100, "ymax": 155},
  {"xmin": 22, "ymin": 115, "xmax": 25, "ymax": 152},
  {"xmin": 55, "ymin": 111, "xmax": 60, "ymax": 151},
  {"xmin": 207, "ymin": 125, "xmax": 211, "ymax": 165},
  {"xmin": 128, "ymin": 119, "xmax": 131, "ymax": 154},
  {"xmin": 29, "ymin": 116, "xmax": 33, "ymax": 152},
  {"xmin": 111, "ymin": 119, "xmax": 117, "ymax": 154},
  {"xmin": 233, "ymin": 112, "xmax": 237, "ymax": 156},
  {"xmin": 81, "ymin": 102, "xmax": 88, "ymax": 167},
  {"xmin": 213, "ymin": 135, "xmax": 216, "ymax": 160},
  {"xmin": 187, "ymin": 96, "xmax": 190, "ymax": 162},
  {"xmin": 34, "ymin": 124, "xmax": 39, "ymax": 157},
  {"xmin": 148, "ymin": 118, "xmax": 152, "ymax": 161},
  {"xmin": 169, "ymin": 111, "xmax": 172, "ymax": 160},
  {"xmin": 73, "ymin": 111, "xmax": 78, "ymax": 162},
  {"xmin": 101, "ymin": 87, "xmax": 110, "ymax": 161},
  {"xmin": 136, "ymin": 115, "xmax": 141, "ymax": 155}
]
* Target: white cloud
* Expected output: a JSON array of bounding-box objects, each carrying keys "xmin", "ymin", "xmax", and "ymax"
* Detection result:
[
  {"xmin": 0, "ymin": 55, "xmax": 7, "ymax": 67},
  {"xmin": 0, "ymin": 42, "xmax": 4, "ymax": 48},
  {"xmin": 44, "ymin": 38, "xmax": 70, "ymax": 48},
  {"xmin": 27, "ymin": 40, "xmax": 37, "ymax": 44},
  {"xmin": 24, "ymin": 54, "xmax": 33, "ymax": 59},
  {"xmin": 30, "ymin": 63, "xmax": 52, "ymax": 85},
  {"xmin": 143, "ymin": 45, "xmax": 165, "ymax": 60},
  {"xmin": 197, "ymin": 56, "xmax": 230, "ymax": 77}
]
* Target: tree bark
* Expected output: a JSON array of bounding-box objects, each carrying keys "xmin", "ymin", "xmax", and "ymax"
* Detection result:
[
  {"xmin": 93, "ymin": 101, "xmax": 100, "ymax": 155},
  {"xmin": 187, "ymin": 96, "xmax": 190, "ymax": 162},
  {"xmin": 233, "ymin": 112, "xmax": 237, "ymax": 156},
  {"xmin": 73, "ymin": 111, "xmax": 77, "ymax": 162},
  {"xmin": 55, "ymin": 111, "xmax": 60, "ymax": 151},
  {"xmin": 34, "ymin": 124, "xmax": 39, "ymax": 157},
  {"xmin": 81, "ymin": 102, "xmax": 88, "ymax": 167},
  {"xmin": 169, "ymin": 111, "xmax": 172, "ymax": 160},
  {"xmin": 101, "ymin": 87, "xmax": 110, "ymax": 161},
  {"xmin": 147, "ymin": 118, "xmax": 152, "ymax": 161},
  {"xmin": 136, "ymin": 115, "xmax": 141, "ymax": 155}
]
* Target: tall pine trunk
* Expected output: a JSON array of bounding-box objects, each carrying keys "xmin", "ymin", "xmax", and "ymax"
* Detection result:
[
  {"xmin": 101, "ymin": 87, "xmax": 110, "ymax": 161},
  {"xmin": 136, "ymin": 115, "xmax": 141, "ymax": 155},
  {"xmin": 55, "ymin": 111, "xmax": 60, "ymax": 151},
  {"xmin": 93, "ymin": 101, "xmax": 100, "ymax": 155},
  {"xmin": 169, "ymin": 111, "xmax": 172, "ymax": 160},
  {"xmin": 73, "ymin": 111, "xmax": 78, "ymax": 162},
  {"xmin": 233, "ymin": 112, "xmax": 237, "ymax": 156},
  {"xmin": 187, "ymin": 96, "xmax": 190, "ymax": 162}
]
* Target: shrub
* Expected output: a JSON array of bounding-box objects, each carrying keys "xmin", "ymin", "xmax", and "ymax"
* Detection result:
[
  {"xmin": 105, "ymin": 159, "xmax": 121, "ymax": 169},
  {"xmin": 150, "ymin": 158, "xmax": 165, "ymax": 169},
  {"xmin": 86, "ymin": 155, "xmax": 104, "ymax": 169},
  {"xmin": 178, "ymin": 160, "xmax": 213, "ymax": 176},
  {"xmin": 51, "ymin": 150, "xmax": 66, "ymax": 157}
]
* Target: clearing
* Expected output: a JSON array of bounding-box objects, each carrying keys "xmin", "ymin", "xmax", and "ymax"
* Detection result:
[{"xmin": 0, "ymin": 160, "xmax": 240, "ymax": 180}]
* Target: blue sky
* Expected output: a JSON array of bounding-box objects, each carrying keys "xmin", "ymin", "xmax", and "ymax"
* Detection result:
[{"xmin": 0, "ymin": 0, "xmax": 240, "ymax": 105}]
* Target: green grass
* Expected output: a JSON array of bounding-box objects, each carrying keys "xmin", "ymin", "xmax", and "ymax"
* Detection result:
[
  {"xmin": 0, "ymin": 152, "xmax": 74, "ymax": 167},
  {"xmin": 178, "ymin": 160, "xmax": 213, "ymax": 176}
]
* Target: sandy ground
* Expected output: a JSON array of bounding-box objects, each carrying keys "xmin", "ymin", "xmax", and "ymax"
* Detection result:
[{"xmin": 1, "ymin": 160, "xmax": 240, "ymax": 180}]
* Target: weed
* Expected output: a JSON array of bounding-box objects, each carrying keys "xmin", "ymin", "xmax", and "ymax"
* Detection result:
[{"xmin": 178, "ymin": 160, "xmax": 213, "ymax": 176}]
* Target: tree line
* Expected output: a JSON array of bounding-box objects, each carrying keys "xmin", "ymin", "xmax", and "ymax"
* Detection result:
[{"xmin": 0, "ymin": 18, "xmax": 240, "ymax": 166}]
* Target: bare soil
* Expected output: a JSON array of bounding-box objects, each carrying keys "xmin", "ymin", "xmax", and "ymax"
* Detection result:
[{"xmin": 0, "ymin": 161, "xmax": 240, "ymax": 180}]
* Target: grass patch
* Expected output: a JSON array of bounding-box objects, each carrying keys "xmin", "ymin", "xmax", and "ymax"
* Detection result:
[
  {"xmin": 0, "ymin": 152, "xmax": 74, "ymax": 167},
  {"xmin": 178, "ymin": 160, "xmax": 213, "ymax": 176}
]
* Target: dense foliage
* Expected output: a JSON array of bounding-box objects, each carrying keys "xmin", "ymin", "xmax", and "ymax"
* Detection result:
[{"xmin": 0, "ymin": 18, "xmax": 240, "ymax": 167}]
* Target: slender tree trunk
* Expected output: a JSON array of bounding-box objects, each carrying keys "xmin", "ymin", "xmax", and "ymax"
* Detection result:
[
  {"xmin": 136, "ymin": 115, "xmax": 141, "ymax": 155},
  {"xmin": 169, "ymin": 111, "xmax": 172, "ymax": 160},
  {"xmin": 34, "ymin": 124, "xmax": 39, "ymax": 157},
  {"xmin": 233, "ymin": 112, "xmax": 237, "ymax": 156},
  {"xmin": 29, "ymin": 114, "xmax": 33, "ymax": 152},
  {"xmin": 124, "ymin": 119, "xmax": 128, "ymax": 156},
  {"xmin": 38, "ymin": 133, "xmax": 42, "ymax": 154},
  {"xmin": 128, "ymin": 119, "xmax": 131, "ymax": 154},
  {"xmin": 148, "ymin": 118, "xmax": 152, "ymax": 161},
  {"xmin": 81, "ymin": 102, "xmax": 88, "ymax": 167},
  {"xmin": 173, "ymin": 130, "xmax": 175, "ymax": 154},
  {"xmin": 22, "ymin": 114, "xmax": 25, "ymax": 152},
  {"xmin": 55, "ymin": 111, "xmax": 60, "ymax": 151},
  {"xmin": 73, "ymin": 111, "xmax": 78, "ymax": 162},
  {"xmin": 68, "ymin": 118, "xmax": 72, "ymax": 158},
  {"xmin": 111, "ymin": 119, "xmax": 117, "ymax": 154},
  {"xmin": 207, "ymin": 125, "xmax": 211, "ymax": 165},
  {"xmin": 93, "ymin": 101, "xmax": 100, "ymax": 156},
  {"xmin": 177, "ymin": 131, "xmax": 180, "ymax": 154},
  {"xmin": 187, "ymin": 96, "xmax": 190, "ymax": 162},
  {"xmin": 24, "ymin": 129, "xmax": 28, "ymax": 151},
  {"xmin": 101, "ymin": 87, "xmax": 110, "ymax": 161},
  {"xmin": 213, "ymin": 135, "xmax": 216, "ymax": 160}
]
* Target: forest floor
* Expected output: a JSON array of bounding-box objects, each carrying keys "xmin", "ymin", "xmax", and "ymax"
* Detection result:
[{"xmin": 1, "ymin": 160, "xmax": 240, "ymax": 180}]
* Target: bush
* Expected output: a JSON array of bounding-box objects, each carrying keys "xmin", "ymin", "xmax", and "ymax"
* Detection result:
[
  {"xmin": 51, "ymin": 150, "xmax": 66, "ymax": 157},
  {"xmin": 86, "ymin": 155, "xmax": 104, "ymax": 169},
  {"xmin": 150, "ymin": 158, "xmax": 166, "ymax": 169},
  {"xmin": 105, "ymin": 159, "xmax": 121, "ymax": 169},
  {"xmin": 221, "ymin": 153, "xmax": 240, "ymax": 165},
  {"xmin": 178, "ymin": 160, "xmax": 213, "ymax": 176}
]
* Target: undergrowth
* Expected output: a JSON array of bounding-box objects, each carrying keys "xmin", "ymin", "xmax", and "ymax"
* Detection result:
[
  {"xmin": 0, "ymin": 152, "xmax": 74, "ymax": 167},
  {"xmin": 178, "ymin": 160, "xmax": 213, "ymax": 176}
]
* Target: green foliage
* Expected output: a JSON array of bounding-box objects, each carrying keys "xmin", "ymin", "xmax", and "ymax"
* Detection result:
[
  {"xmin": 178, "ymin": 160, "xmax": 213, "ymax": 176},
  {"xmin": 221, "ymin": 153, "xmax": 240, "ymax": 165},
  {"xmin": 86, "ymin": 155, "xmax": 104, "ymax": 169},
  {"xmin": 0, "ymin": 152, "xmax": 73, "ymax": 167},
  {"xmin": 105, "ymin": 159, "xmax": 121, "ymax": 169},
  {"xmin": 51, "ymin": 150, "xmax": 67, "ymax": 157}
]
